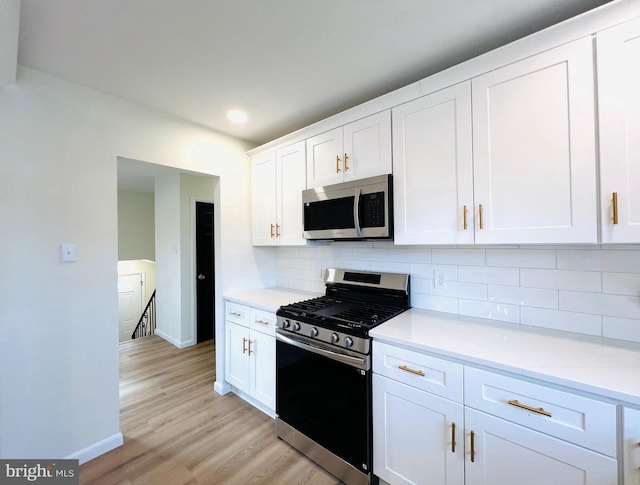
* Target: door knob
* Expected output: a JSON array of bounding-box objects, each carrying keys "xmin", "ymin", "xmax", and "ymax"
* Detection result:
[{"xmin": 197, "ymin": 274, "xmax": 206, "ymax": 280}]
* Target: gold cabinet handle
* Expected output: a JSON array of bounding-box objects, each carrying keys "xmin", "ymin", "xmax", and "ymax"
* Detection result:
[
  {"xmin": 451, "ymin": 422, "xmax": 456, "ymax": 453},
  {"xmin": 344, "ymin": 153, "xmax": 349, "ymax": 171},
  {"xmin": 612, "ymin": 192, "xmax": 619, "ymax": 225},
  {"xmin": 230, "ymin": 311, "xmax": 242, "ymax": 317},
  {"xmin": 463, "ymin": 205, "xmax": 468, "ymax": 230},
  {"xmin": 507, "ymin": 399, "xmax": 552, "ymax": 417},
  {"xmin": 470, "ymin": 430, "xmax": 475, "ymax": 463},
  {"xmin": 478, "ymin": 204, "xmax": 484, "ymax": 230},
  {"xmin": 255, "ymin": 319, "xmax": 270, "ymax": 326},
  {"xmin": 275, "ymin": 224, "xmax": 280, "ymax": 237},
  {"xmin": 270, "ymin": 223, "xmax": 275, "ymax": 238},
  {"xmin": 398, "ymin": 365, "xmax": 425, "ymax": 377},
  {"xmin": 336, "ymin": 155, "xmax": 342, "ymax": 173},
  {"xmin": 242, "ymin": 337, "xmax": 247, "ymax": 354},
  {"xmin": 248, "ymin": 340, "xmax": 253, "ymax": 356}
]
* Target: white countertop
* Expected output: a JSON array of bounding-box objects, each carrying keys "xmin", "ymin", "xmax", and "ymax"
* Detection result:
[
  {"xmin": 370, "ymin": 308, "xmax": 640, "ymax": 406},
  {"xmin": 223, "ymin": 287, "xmax": 319, "ymax": 313}
]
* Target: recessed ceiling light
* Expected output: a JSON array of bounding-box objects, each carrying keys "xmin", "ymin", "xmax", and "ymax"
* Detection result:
[{"xmin": 226, "ymin": 109, "xmax": 248, "ymax": 124}]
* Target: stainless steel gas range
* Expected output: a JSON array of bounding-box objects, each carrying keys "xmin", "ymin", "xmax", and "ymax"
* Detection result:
[{"xmin": 275, "ymin": 268, "xmax": 410, "ymax": 485}]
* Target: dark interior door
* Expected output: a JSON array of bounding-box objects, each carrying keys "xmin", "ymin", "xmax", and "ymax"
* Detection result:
[{"xmin": 196, "ymin": 201, "xmax": 215, "ymax": 343}]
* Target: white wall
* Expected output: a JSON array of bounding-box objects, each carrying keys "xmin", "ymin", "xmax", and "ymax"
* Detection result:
[
  {"xmin": 0, "ymin": 66, "xmax": 270, "ymax": 462},
  {"xmin": 117, "ymin": 190, "xmax": 155, "ymax": 261},
  {"xmin": 274, "ymin": 243, "xmax": 640, "ymax": 343},
  {"xmin": 0, "ymin": 0, "xmax": 19, "ymax": 86},
  {"xmin": 117, "ymin": 260, "xmax": 156, "ymax": 304}
]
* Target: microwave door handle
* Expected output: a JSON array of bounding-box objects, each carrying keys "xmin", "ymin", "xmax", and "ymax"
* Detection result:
[{"xmin": 354, "ymin": 188, "xmax": 362, "ymax": 237}]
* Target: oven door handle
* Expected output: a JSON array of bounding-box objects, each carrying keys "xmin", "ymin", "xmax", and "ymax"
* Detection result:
[{"xmin": 276, "ymin": 332, "xmax": 370, "ymax": 371}]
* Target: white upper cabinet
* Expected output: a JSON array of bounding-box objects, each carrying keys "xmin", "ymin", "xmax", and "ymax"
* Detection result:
[
  {"xmin": 393, "ymin": 81, "xmax": 474, "ymax": 245},
  {"xmin": 251, "ymin": 141, "xmax": 306, "ymax": 246},
  {"xmin": 306, "ymin": 110, "xmax": 392, "ymax": 188},
  {"xmin": 472, "ymin": 37, "xmax": 598, "ymax": 244},
  {"xmin": 597, "ymin": 17, "xmax": 640, "ymax": 243}
]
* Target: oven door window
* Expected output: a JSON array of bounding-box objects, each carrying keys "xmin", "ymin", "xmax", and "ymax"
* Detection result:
[{"xmin": 276, "ymin": 339, "xmax": 371, "ymax": 474}]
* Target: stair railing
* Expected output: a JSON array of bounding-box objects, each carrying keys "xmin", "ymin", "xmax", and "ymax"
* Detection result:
[{"xmin": 131, "ymin": 290, "xmax": 156, "ymax": 339}]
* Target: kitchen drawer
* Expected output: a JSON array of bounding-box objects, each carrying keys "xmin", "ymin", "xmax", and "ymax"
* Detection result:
[
  {"xmin": 372, "ymin": 341, "xmax": 463, "ymax": 403},
  {"xmin": 250, "ymin": 308, "xmax": 276, "ymax": 336},
  {"xmin": 464, "ymin": 366, "xmax": 617, "ymax": 457},
  {"xmin": 225, "ymin": 301, "xmax": 250, "ymax": 326}
]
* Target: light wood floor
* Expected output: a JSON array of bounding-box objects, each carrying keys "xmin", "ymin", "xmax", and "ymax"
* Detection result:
[{"xmin": 79, "ymin": 336, "xmax": 339, "ymax": 484}]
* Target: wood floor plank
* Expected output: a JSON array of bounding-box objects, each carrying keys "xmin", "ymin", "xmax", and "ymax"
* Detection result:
[{"xmin": 79, "ymin": 336, "xmax": 340, "ymax": 484}]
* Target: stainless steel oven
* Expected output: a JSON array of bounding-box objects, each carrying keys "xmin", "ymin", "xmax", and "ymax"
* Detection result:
[{"xmin": 275, "ymin": 268, "xmax": 410, "ymax": 485}]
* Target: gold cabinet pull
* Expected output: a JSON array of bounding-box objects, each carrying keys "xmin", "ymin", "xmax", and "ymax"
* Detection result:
[
  {"xmin": 507, "ymin": 399, "xmax": 552, "ymax": 417},
  {"xmin": 230, "ymin": 311, "xmax": 242, "ymax": 317},
  {"xmin": 398, "ymin": 365, "xmax": 425, "ymax": 377},
  {"xmin": 451, "ymin": 422, "xmax": 456, "ymax": 453},
  {"xmin": 478, "ymin": 204, "xmax": 484, "ymax": 229},
  {"xmin": 463, "ymin": 205, "xmax": 468, "ymax": 230},
  {"xmin": 255, "ymin": 319, "xmax": 270, "ymax": 326},
  {"xmin": 275, "ymin": 223, "xmax": 280, "ymax": 237},
  {"xmin": 248, "ymin": 340, "xmax": 253, "ymax": 356},
  {"xmin": 470, "ymin": 430, "xmax": 475, "ymax": 463},
  {"xmin": 336, "ymin": 155, "xmax": 342, "ymax": 173},
  {"xmin": 344, "ymin": 153, "xmax": 349, "ymax": 171},
  {"xmin": 612, "ymin": 192, "xmax": 619, "ymax": 225},
  {"xmin": 270, "ymin": 223, "xmax": 275, "ymax": 237},
  {"xmin": 242, "ymin": 337, "xmax": 248, "ymax": 354}
]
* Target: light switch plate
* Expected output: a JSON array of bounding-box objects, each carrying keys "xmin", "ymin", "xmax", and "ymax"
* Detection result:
[{"xmin": 60, "ymin": 243, "xmax": 77, "ymax": 262}]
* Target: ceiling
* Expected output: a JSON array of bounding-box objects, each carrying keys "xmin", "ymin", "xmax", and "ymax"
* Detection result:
[{"xmin": 18, "ymin": 0, "xmax": 612, "ymax": 147}]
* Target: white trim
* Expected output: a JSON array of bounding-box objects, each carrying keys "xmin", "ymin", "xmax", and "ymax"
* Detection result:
[
  {"xmin": 214, "ymin": 380, "xmax": 232, "ymax": 395},
  {"xmin": 155, "ymin": 328, "xmax": 192, "ymax": 349},
  {"xmin": 65, "ymin": 432, "xmax": 123, "ymax": 465}
]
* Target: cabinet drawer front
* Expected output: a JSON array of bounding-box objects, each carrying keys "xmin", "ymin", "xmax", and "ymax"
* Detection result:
[
  {"xmin": 225, "ymin": 302, "xmax": 249, "ymax": 325},
  {"xmin": 373, "ymin": 341, "xmax": 463, "ymax": 402},
  {"xmin": 250, "ymin": 308, "xmax": 276, "ymax": 336},
  {"xmin": 464, "ymin": 367, "xmax": 616, "ymax": 457}
]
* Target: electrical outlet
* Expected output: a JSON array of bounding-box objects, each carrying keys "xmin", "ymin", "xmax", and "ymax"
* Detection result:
[{"xmin": 434, "ymin": 270, "xmax": 446, "ymax": 289}]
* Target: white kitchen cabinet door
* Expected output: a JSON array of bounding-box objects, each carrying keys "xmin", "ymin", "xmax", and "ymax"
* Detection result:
[
  {"xmin": 472, "ymin": 37, "xmax": 597, "ymax": 244},
  {"xmin": 251, "ymin": 151, "xmax": 277, "ymax": 246},
  {"xmin": 464, "ymin": 408, "xmax": 617, "ymax": 485},
  {"xmin": 597, "ymin": 17, "xmax": 640, "ymax": 243},
  {"xmin": 276, "ymin": 140, "xmax": 306, "ymax": 246},
  {"xmin": 623, "ymin": 407, "xmax": 640, "ymax": 485},
  {"xmin": 393, "ymin": 81, "xmax": 474, "ymax": 245},
  {"xmin": 249, "ymin": 329, "xmax": 276, "ymax": 410},
  {"xmin": 373, "ymin": 374, "xmax": 464, "ymax": 485},
  {"xmin": 306, "ymin": 127, "xmax": 344, "ymax": 188},
  {"xmin": 224, "ymin": 321, "xmax": 250, "ymax": 393},
  {"xmin": 343, "ymin": 110, "xmax": 392, "ymax": 182}
]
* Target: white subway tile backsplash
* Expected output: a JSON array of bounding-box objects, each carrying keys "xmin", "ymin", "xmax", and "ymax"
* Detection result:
[
  {"xmin": 273, "ymin": 245, "xmax": 640, "ymax": 343},
  {"xmin": 486, "ymin": 249, "xmax": 556, "ymax": 268},
  {"xmin": 521, "ymin": 307, "xmax": 602, "ymax": 336},
  {"xmin": 602, "ymin": 316, "xmax": 640, "ymax": 343},
  {"xmin": 520, "ymin": 269, "xmax": 601, "ymax": 292},
  {"xmin": 432, "ymin": 248, "xmax": 486, "ymax": 266},
  {"xmin": 489, "ymin": 285, "xmax": 558, "ymax": 309},
  {"xmin": 560, "ymin": 291, "xmax": 640, "ymax": 319},
  {"xmin": 458, "ymin": 300, "xmax": 520, "ymax": 323},
  {"xmin": 458, "ymin": 266, "xmax": 519, "ymax": 285},
  {"xmin": 602, "ymin": 273, "xmax": 640, "ymax": 296}
]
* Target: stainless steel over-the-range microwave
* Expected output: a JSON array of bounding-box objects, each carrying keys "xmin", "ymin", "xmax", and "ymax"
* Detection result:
[{"xmin": 302, "ymin": 174, "xmax": 393, "ymax": 240}]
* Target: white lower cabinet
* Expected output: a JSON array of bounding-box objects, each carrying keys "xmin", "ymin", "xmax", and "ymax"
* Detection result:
[
  {"xmin": 224, "ymin": 302, "xmax": 276, "ymax": 414},
  {"xmin": 465, "ymin": 408, "xmax": 617, "ymax": 485},
  {"xmin": 623, "ymin": 407, "xmax": 640, "ymax": 485},
  {"xmin": 373, "ymin": 341, "xmax": 619, "ymax": 485}
]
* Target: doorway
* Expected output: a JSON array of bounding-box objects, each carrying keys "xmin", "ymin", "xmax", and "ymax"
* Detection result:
[
  {"xmin": 117, "ymin": 273, "xmax": 144, "ymax": 342},
  {"xmin": 196, "ymin": 201, "xmax": 215, "ymax": 343}
]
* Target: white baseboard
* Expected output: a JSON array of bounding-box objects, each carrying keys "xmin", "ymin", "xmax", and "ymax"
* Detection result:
[
  {"xmin": 214, "ymin": 380, "xmax": 231, "ymax": 395},
  {"xmin": 155, "ymin": 329, "xmax": 193, "ymax": 349},
  {"xmin": 65, "ymin": 431, "xmax": 123, "ymax": 465}
]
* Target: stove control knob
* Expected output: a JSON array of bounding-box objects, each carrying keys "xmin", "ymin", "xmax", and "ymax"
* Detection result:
[
  {"xmin": 281, "ymin": 320, "xmax": 290, "ymax": 329},
  {"xmin": 344, "ymin": 337, "xmax": 354, "ymax": 348},
  {"xmin": 292, "ymin": 322, "xmax": 301, "ymax": 332},
  {"xmin": 330, "ymin": 332, "xmax": 340, "ymax": 344},
  {"xmin": 309, "ymin": 327, "xmax": 319, "ymax": 337}
]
